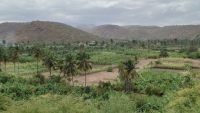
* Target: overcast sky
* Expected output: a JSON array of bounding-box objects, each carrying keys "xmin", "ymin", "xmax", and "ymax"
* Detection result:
[{"xmin": 0, "ymin": 0, "xmax": 200, "ymax": 26}]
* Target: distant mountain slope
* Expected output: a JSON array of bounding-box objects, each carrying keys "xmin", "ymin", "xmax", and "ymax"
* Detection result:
[
  {"xmin": 0, "ymin": 21, "xmax": 100, "ymax": 43},
  {"xmin": 85, "ymin": 24, "xmax": 200, "ymax": 40},
  {"xmin": 90, "ymin": 25, "xmax": 132, "ymax": 40},
  {"xmin": 0, "ymin": 22, "xmax": 26, "ymax": 42}
]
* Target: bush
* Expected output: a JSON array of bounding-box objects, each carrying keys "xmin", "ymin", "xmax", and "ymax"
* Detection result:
[
  {"xmin": 112, "ymin": 82, "xmax": 123, "ymax": 91},
  {"xmin": 0, "ymin": 73, "xmax": 72, "ymax": 100},
  {"xmin": 135, "ymin": 97, "xmax": 155, "ymax": 112},
  {"xmin": 106, "ymin": 67, "xmax": 113, "ymax": 72},
  {"xmin": 187, "ymin": 52, "xmax": 200, "ymax": 59},
  {"xmin": 0, "ymin": 73, "xmax": 13, "ymax": 84},
  {"xmin": 134, "ymin": 70, "xmax": 184, "ymax": 94},
  {"xmin": 100, "ymin": 94, "xmax": 136, "ymax": 113},
  {"xmin": 43, "ymin": 83, "xmax": 70, "ymax": 94},
  {"xmin": 0, "ymin": 94, "xmax": 11, "ymax": 111},
  {"xmin": 18, "ymin": 54, "xmax": 35, "ymax": 63},
  {"xmin": 182, "ymin": 75, "xmax": 194, "ymax": 87},
  {"xmin": 165, "ymin": 83, "xmax": 200, "ymax": 113},
  {"xmin": 187, "ymin": 46, "xmax": 198, "ymax": 53},
  {"xmin": 130, "ymin": 94, "xmax": 162, "ymax": 112},
  {"xmin": 32, "ymin": 74, "xmax": 46, "ymax": 84},
  {"xmin": 179, "ymin": 48, "xmax": 187, "ymax": 53},
  {"xmin": 184, "ymin": 64, "xmax": 192, "ymax": 71},
  {"xmin": 48, "ymin": 75, "xmax": 62, "ymax": 83},
  {"xmin": 159, "ymin": 48, "xmax": 169, "ymax": 57},
  {"xmin": 0, "ymin": 82, "xmax": 34, "ymax": 100},
  {"xmin": 95, "ymin": 82, "xmax": 112, "ymax": 100},
  {"xmin": 145, "ymin": 86, "xmax": 164, "ymax": 96},
  {"xmin": 155, "ymin": 60, "xmax": 161, "ymax": 65}
]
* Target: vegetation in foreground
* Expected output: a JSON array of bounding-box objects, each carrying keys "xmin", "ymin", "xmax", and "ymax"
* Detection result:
[
  {"xmin": 0, "ymin": 68, "xmax": 196, "ymax": 113},
  {"xmin": 0, "ymin": 39, "xmax": 200, "ymax": 113}
]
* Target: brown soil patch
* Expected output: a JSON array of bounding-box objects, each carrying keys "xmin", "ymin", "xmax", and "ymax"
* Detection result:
[{"xmin": 42, "ymin": 59, "xmax": 155, "ymax": 86}]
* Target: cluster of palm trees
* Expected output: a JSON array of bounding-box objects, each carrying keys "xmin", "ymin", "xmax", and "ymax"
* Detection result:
[
  {"xmin": 0, "ymin": 46, "xmax": 20, "ymax": 73},
  {"xmin": 0, "ymin": 45, "xmax": 92, "ymax": 87},
  {"xmin": 42, "ymin": 50, "xmax": 92, "ymax": 86}
]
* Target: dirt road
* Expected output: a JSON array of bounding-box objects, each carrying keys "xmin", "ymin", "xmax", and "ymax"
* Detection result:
[
  {"xmin": 73, "ymin": 59, "xmax": 155, "ymax": 86},
  {"xmin": 41, "ymin": 59, "xmax": 155, "ymax": 86}
]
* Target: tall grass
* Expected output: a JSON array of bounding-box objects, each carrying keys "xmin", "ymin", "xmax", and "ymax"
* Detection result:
[
  {"xmin": 165, "ymin": 82, "xmax": 200, "ymax": 113},
  {"xmin": 3, "ymin": 95, "xmax": 96, "ymax": 113}
]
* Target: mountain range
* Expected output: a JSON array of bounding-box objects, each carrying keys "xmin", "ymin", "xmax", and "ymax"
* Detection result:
[
  {"xmin": 1, "ymin": 21, "xmax": 200, "ymax": 43},
  {"xmin": 80, "ymin": 24, "xmax": 200, "ymax": 40}
]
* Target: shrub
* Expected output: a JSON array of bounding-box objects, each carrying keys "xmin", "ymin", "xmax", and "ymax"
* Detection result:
[
  {"xmin": 159, "ymin": 48, "xmax": 169, "ymax": 57},
  {"xmin": 135, "ymin": 97, "xmax": 152, "ymax": 112},
  {"xmin": 100, "ymin": 94, "xmax": 136, "ymax": 113},
  {"xmin": 0, "ymin": 82, "xmax": 34, "ymax": 100},
  {"xmin": 179, "ymin": 48, "xmax": 187, "ymax": 53},
  {"xmin": 0, "ymin": 73, "xmax": 72, "ymax": 100},
  {"xmin": 44, "ymin": 83, "xmax": 71, "ymax": 94},
  {"xmin": 0, "ymin": 94, "xmax": 11, "ymax": 111},
  {"xmin": 18, "ymin": 54, "xmax": 35, "ymax": 63},
  {"xmin": 155, "ymin": 60, "xmax": 161, "ymax": 65},
  {"xmin": 145, "ymin": 86, "xmax": 164, "ymax": 96},
  {"xmin": 134, "ymin": 70, "xmax": 184, "ymax": 93},
  {"xmin": 187, "ymin": 46, "xmax": 198, "ymax": 53},
  {"xmin": 182, "ymin": 75, "xmax": 194, "ymax": 87},
  {"xmin": 106, "ymin": 67, "xmax": 113, "ymax": 72},
  {"xmin": 0, "ymin": 73, "xmax": 13, "ymax": 84},
  {"xmin": 32, "ymin": 74, "xmax": 46, "ymax": 84},
  {"xmin": 84, "ymin": 86, "xmax": 92, "ymax": 94},
  {"xmin": 95, "ymin": 82, "xmax": 112, "ymax": 100},
  {"xmin": 184, "ymin": 64, "xmax": 192, "ymax": 71},
  {"xmin": 187, "ymin": 52, "xmax": 200, "ymax": 59},
  {"xmin": 130, "ymin": 94, "xmax": 162, "ymax": 112},
  {"xmin": 165, "ymin": 83, "xmax": 200, "ymax": 113},
  {"xmin": 48, "ymin": 75, "xmax": 62, "ymax": 83},
  {"xmin": 112, "ymin": 82, "xmax": 123, "ymax": 91}
]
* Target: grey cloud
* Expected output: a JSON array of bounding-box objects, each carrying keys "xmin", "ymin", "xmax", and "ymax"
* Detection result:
[{"xmin": 0, "ymin": 0, "xmax": 200, "ymax": 25}]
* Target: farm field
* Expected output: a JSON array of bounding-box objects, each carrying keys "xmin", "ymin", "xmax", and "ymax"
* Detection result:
[{"xmin": 0, "ymin": 41, "xmax": 200, "ymax": 113}]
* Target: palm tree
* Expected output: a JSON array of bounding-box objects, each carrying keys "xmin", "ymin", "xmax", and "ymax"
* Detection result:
[
  {"xmin": 2, "ymin": 48, "xmax": 9, "ymax": 72},
  {"xmin": 32, "ymin": 46, "xmax": 42, "ymax": 75},
  {"xmin": 118, "ymin": 59, "xmax": 138, "ymax": 92},
  {"xmin": 62, "ymin": 53, "xmax": 77, "ymax": 86},
  {"xmin": 42, "ymin": 53, "xmax": 55, "ymax": 76},
  {"xmin": 10, "ymin": 46, "xmax": 20, "ymax": 72},
  {"xmin": 77, "ymin": 51, "xmax": 92, "ymax": 87},
  {"xmin": 16, "ymin": 46, "xmax": 21, "ymax": 74},
  {"xmin": 55, "ymin": 59, "xmax": 64, "ymax": 77},
  {"xmin": 0, "ymin": 47, "xmax": 3, "ymax": 72}
]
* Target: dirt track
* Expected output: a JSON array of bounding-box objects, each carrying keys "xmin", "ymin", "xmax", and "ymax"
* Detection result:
[
  {"xmin": 41, "ymin": 59, "xmax": 155, "ymax": 86},
  {"xmin": 73, "ymin": 59, "xmax": 155, "ymax": 86}
]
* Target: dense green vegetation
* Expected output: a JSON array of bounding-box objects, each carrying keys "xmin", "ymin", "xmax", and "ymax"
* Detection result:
[
  {"xmin": 0, "ymin": 39, "xmax": 200, "ymax": 113},
  {"xmin": 0, "ymin": 70, "xmax": 195, "ymax": 113}
]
